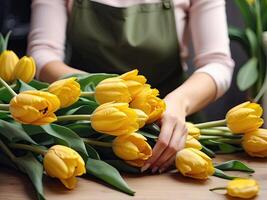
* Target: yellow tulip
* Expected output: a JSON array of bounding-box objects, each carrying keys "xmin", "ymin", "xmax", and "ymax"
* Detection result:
[
  {"xmin": 112, "ymin": 132, "xmax": 152, "ymax": 167},
  {"xmin": 91, "ymin": 102, "xmax": 139, "ymax": 136},
  {"xmin": 133, "ymin": 109, "xmax": 148, "ymax": 128},
  {"xmin": 186, "ymin": 122, "xmax": 201, "ymax": 139},
  {"xmin": 10, "ymin": 90, "xmax": 60, "ymax": 125},
  {"xmin": 13, "ymin": 56, "xmax": 36, "ymax": 83},
  {"xmin": 242, "ymin": 128, "xmax": 267, "ymax": 157},
  {"xmin": 175, "ymin": 148, "xmax": 215, "ymax": 180},
  {"xmin": 119, "ymin": 69, "xmax": 147, "ymax": 97},
  {"xmin": 95, "ymin": 77, "xmax": 132, "ymax": 104},
  {"xmin": 226, "ymin": 102, "xmax": 263, "ymax": 134},
  {"xmin": 0, "ymin": 50, "xmax": 19, "ymax": 83},
  {"xmin": 130, "ymin": 84, "xmax": 166, "ymax": 124},
  {"xmin": 48, "ymin": 77, "xmax": 81, "ymax": 108},
  {"xmin": 227, "ymin": 178, "xmax": 259, "ymax": 199},
  {"xmin": 43, "ymin": 145, "xmax": 86, "ymax": 189},
  {"xmin": 185, "ymin": 135, "xmax": 202, "ymax": 150}
]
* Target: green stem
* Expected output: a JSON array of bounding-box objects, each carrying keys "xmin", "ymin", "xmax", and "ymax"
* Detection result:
[
  {"xmin": 195, "ymin": 119, "xmax": 227, "ymax": 129},
  {"xmin": 83, "ymin": 138, "xmax": 112, "ymax": 148},
  {"xmin": 200, "ymin": 129, "xmax": 239, "ymax": 138},
  {"xmin": 96, "ymin": 134, "xmax": 110, "ymax": 141},
  {"xmin": 200, "ymin": 135, "xmax": 223, "ymax": 140},
  {"xmin": 216, "ymin": 138, "xmax": 242, "ymax": 145},
  {"xmin": 9, "ymin": 143, "xmax": 47, "ymax": 156},
  {"xmin": 0, "ymin": 139, "xmax": 16, "ymax": 161},
  {"xmin": 0, "ymin": 104, "xmax": 9, "ymax": 111},
  {"xmin": 57, "ymin": 114, "xmax": 91, "ymax": 122},
  {"xmin": 81, "ymin": 91, "xmax": 95, "ymax": 98},
  {"xmin": 0, "ymin": 77, "xmax": 17, "ymax": 97},
  {"xmin": 210, "ymin": 127, "xmax": 230, "ymax": 132},
  {"xmin": 209, "ymin": 187, "xmax": 226, "ymax": 192}
]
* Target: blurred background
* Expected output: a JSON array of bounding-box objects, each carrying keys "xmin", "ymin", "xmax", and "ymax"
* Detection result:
[{"xmin": 0, "ymin": 0, "xmax": 247, "ymax": 120}]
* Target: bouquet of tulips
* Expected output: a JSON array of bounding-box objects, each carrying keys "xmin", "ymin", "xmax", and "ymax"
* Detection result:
[{"xmin": 0, "ymin": 32, "xmax": 264, "ymax": 199}]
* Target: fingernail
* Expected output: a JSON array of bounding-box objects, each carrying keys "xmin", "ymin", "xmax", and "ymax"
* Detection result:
[
  {"xmin": 151, "ymin": 167, "xmax": 158, "ymax": 173},
  {"xmin": 141, "ymin": 163, "xmax": 151, "ymax": 172}
]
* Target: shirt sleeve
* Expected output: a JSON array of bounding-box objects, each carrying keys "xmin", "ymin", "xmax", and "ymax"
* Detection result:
[
  {"xmin": 27, "ymin": 0, "xmax": 68, "ymax": 79},
  {"xmin": 189, "ymin": 0, "xmax": 235, "ymax": 99}
]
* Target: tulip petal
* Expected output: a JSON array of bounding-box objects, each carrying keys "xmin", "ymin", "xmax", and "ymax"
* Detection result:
[{"xmin": 60, "ymin": 176, "xmax": 77, "ymax": 190}]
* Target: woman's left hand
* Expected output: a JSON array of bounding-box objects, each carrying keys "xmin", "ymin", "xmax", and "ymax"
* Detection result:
[{"xmin": 141, "ymin": 94, "xmax": 188, "ymax": 173}]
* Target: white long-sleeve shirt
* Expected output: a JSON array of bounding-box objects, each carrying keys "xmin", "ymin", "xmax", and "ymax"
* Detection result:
[{"xmin": 28, "ymin": 0, "xmax": 235, "ymax": 98}]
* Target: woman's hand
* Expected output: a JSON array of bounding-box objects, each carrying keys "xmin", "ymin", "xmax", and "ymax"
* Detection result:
[{"xmin": 141, "ymin": 94, "xmax": 189, "ymax": 173}]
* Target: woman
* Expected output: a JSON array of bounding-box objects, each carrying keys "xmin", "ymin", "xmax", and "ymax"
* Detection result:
[{"xmin": 28, "ymin": 0, "xmax": 234, "ymax": 173}]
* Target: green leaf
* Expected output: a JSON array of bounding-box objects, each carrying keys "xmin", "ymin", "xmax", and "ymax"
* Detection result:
[
  {"xmin": 28, "ymin": 80, "xmax": 49, "ymax": 90},
  {"xmin": 105, "ymin": 160, "xmax": 140, "ymax": 174},
  {"xmin": 17, "ymin": 80, "xmax": 37, "ymax": 92},
  {"xmin": 65, "ymin": 105, "xmax": 93, "ymax": 115},
  {"xmin": 237, "ymin": 57, "xmax": 258, "ymax": 91},
  {"xmin": 85, "ymin": 144, "xmax": 100, "ymax": 160},
  {"xmin": 235, "ymin": 0, "xmax": 256, "ymax": 30},
  {"xmin": 66, "ymin": 122, "xmax": 98, "ymax": 138},
  {"xmin": 201, "ymin": 145, "xmax": 216, "ymax": 158},
  {"xmin": 0, "ymin": 111, "xmax": 11, "ymax": 120},
  {"xmin": 228, "ymin": 26, "xmax": 249, "ymax": 54},
  {"xmin": 41, "ymin": 124, "xmax": 88, "ymax": 158},
  {"xmin": 209, "ymin": 140, "xmax": 242, "ymax": 154},
  {"xmin": 245, "ymin": 28, "xmax": 258, "ymax": 56},
  {"xmin": 142, "ymin": 123, "xmax": 160, "ymax": 136},
  {"xmin": 215, "ymin": 160, "xmax": 255, "ymax": 173},
  {"xmin": 86, "ymin": 158, "xmax": 135, "ymax": 195},
  {"xmin": 0, "ymin": 120, "xmax": 36, "ymax": 144},
  {"xmin": 213, "ymin": 168, "xmax": 237, "ymax": 180},
  {"xmin": 0, "ymin": 34, "xmax": 5, "ymax": 53},
  {"xmin": 137, "ymin": 130, "xmax": 158, "ymax": 139},
  {"xmin": 14, "ymin": 153, "xmax": 45, "ymax": 200}
]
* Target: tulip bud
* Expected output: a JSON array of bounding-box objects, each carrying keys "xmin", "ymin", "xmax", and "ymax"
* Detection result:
[
  {"xmin": 44, "ymin": 145, "xmax": 86, "ymax": 189},
  {"xmin": 226, "ymin": 102, "xmax": 263, "ymax": 134},
  {"xmin": 130, "ymin": 84, "xmax": 166, "ymax": 124},
  {"xmin": 175, "ymin": 148, "xmax": 214, "ymax": 179},
  {"xmin": 186, "ymin": 122, "xmax": 201, "ymax": 139},
  {"xmin": 242, "ymin": 129, "xmax": 267, "ymax": 157},
  {"xmin": 0, "ymin": 50, "xmax": 19, "ymax": 83},
  {"xmin": 48, "ymin": 77, "xmax": 81, "ymax": 108},
  {"xmin": 91, "ymin": 102, "xmax": 139, "ymax": 136},
  {"xmin": 133, "ymin": 109, "xmax": 148, "ymax": 128},
  {"xmin": 112, "ymin": 133, "xmax": 152, "ymax": 167},
  {"xmin": 10, "ymin": 90, "xmax": 60, "ymax": 125},
  {"xmin": 13, "ymin": 56, "xmax": 36, "ymax": 83},
  {"xmin": 185, "ymin": 135, "xmax": 202, "ymax": 150},
  {"xmin": 227, "ymin": 178, "xmax": 259, "ymax": 199},
  {"xmin": 119, "ymin": 69, "xmax": 147, "ymax": 97},
  {"xmin": 95, "ymin": 77, "xmax": 132, "ymax": 104}
]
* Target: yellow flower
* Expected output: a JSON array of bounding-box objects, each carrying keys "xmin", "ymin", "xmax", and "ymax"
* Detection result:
[
  {"xmin": 133, "ymin": 109, "xmax": 148, "ymax": 128},
  {"xmin": 95, "ymin": 77, "xmax": 132, "ymax": 104},
  {"xmin": 226, "ymin": 102, "xmax": 263, "ymax": 134},
  {"xmin": 227, "ymin": 178, "xmax": 259, "ymax": 199},
  {"xmin": 0, "ymin": 50, "xmax": 19, "ymax": 83},
  {"xmin": 185, "ymin": 135, "xmax": 202, "ymax": 150},
  {"xmin": 242, "ymin": 128, "xmax": 267, "ymax": 157},
  {"xmin": 13, "ymin": 56, "xmax": 36, "ymax": 83},
  {"xmin": 43, "ymin": 145, "xmax": 86, "ymax": 190},
  {"xmin": 186, "ymin": 122, "xmax": 201, "ymax": 139},
  {"xmin": 91, "ymin": 102, "xmax": 139, "ymax": 136},
  {"xmin": 119, "ymin": 69, "xmax": 147, "ymax": 97},
  {"xmin": 112, "ymin": 132, "xmax": 152, "ymax": 167},
  {"xmin": 175, "ymin": 148, "xmax": 215, "ymax": 180},
  {"xmin": 10, "ymin": 90, "xmax": 60, "ymax": 125},
  {"xmin": 48, "ymin": 77, "xmax": 81, "ymax": 108},
  {"xmin": 130, "ymin": 84, "xmax": 166, "ymax": 124},
  {"xmin": 247, "ymin": 0, "xmax": 255, "ymax": 6}
]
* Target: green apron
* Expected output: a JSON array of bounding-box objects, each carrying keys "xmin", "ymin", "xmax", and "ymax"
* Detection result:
[{"xmin": 67, "ymin": 0, "xmax": 185, "ymax": 97}]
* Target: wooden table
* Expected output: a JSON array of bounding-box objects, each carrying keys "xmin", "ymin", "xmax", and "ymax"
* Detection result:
[{"xmin": 0, "ymin": 154, "xmax": 266, "ymax": 200}]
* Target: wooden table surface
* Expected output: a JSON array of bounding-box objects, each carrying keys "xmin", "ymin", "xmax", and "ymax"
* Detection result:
[{"xmin": 0, "ymin": 154, "xmax": 266, "ymax": 200}]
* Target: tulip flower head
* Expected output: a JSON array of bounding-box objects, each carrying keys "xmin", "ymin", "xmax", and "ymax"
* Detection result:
[
  {"xmin": 91, "ymin": 102, "xmax": 139, "ymax": 136},
  {"xmin": 226, "ymin": 102, "xmax": 263, "ymax": 134},
  {"xmin": 185, "ymin": 135, "xmax": 202, "ymax": 150},
  {"xmin": 227, "ymin": 178, "xmax": 259, "ymax": 199},
  {"xmin": 175, "ymin": 148, "xmax": 215, "ymax": 179},
  {"xmin": 48, "ymin": 77, "xmax": 81, "ymax": 108},
  {"xmin": 186, "ymin": 122, "xmax": 201, "ymax": 139},
  {"xmin": 44, "ymin": 145, "xmax": 86, "ymax": 189},
  {"xmin": 112, "ymin": 132, "xmax": 152, "ymax": 167},
  {"xmin": 130, "ymin": 84, "xmax": 166, "ymax": 124},
  {"xmin": 10, "ymin": 90, "xmax": 60, "ymax": 125},
  {"xmin": 242, "ymin": 129, "xmax": 267, "ymax": 157},
  {"xmin": 0, "ymin": 50, "xmax": 19, "ymax": 83},
  {"xmin": 13, "ymin": 56, "xmax": 36, "ymax": 83},
  {"xmin": 119, "ymin": 69, "xmax": 147, "ymax": 97},
  {"xmin": 133, "ymin": 109, "xmax": 148, "ymax": 128}
]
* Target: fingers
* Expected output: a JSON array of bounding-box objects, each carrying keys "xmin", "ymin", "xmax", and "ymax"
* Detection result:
[
  {"xmin": 152, "ymin": 124, "xmax": 187, "ymax": 173},
  {"xmin": 141, "ymin": 115, "xmax": 176, "ymax": 172}
]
